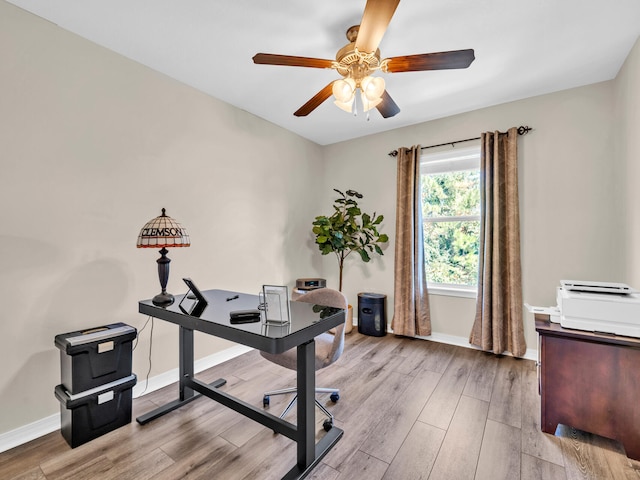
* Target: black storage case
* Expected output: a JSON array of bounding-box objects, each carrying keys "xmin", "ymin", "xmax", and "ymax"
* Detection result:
[
  {"xmin": 55, "ymin": 323, "xmax": 137, "ymax": 394},
  {"xmin": 55, "ymin": 374, "xmax": 136, "ymax": 448},
  {"xmin": 358, "ymin": 293, "xmax": 387, "ymax": 337}
]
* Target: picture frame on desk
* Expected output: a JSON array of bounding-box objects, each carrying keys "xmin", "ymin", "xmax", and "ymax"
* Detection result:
[{"xmin": 262, "ymin": 285, "xmax": 290, "ymax": 324}]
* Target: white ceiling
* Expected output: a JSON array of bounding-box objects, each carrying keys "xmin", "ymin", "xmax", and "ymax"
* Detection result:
[{"xmin": 7, "ymin": 0, "xmax": 640, "ymax": 145}]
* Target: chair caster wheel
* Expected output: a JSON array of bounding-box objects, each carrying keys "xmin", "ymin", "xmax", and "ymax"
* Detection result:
[
  {"xmin": 323, "ymin": 419, "xmax": 333, "ymax": 432},
  {"xmin": 330, "ymin": 392, "xmax": 340, "ymax": 403},
  {"xmin": 263, "ymin": 395, "xmax": 270, "ymax": 407}
]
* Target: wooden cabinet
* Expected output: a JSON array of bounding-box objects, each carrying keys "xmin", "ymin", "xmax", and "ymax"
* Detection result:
[{"xmin": 535, "ymin": 314, "xmax": 640, "ymax": 460}]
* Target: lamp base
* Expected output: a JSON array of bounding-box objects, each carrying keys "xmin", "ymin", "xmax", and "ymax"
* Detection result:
[{"xmin": 152, "ymin": 292, "xmax": 175, "ymax": 306}]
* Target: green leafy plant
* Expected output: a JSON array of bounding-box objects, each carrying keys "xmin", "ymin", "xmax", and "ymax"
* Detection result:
[{"xmin": 312, "ymin": 189, "xmax": 389, "ymax": 291}]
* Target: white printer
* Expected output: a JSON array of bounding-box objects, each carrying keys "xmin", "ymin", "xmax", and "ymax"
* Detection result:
[{"xmin": 556, "ymin": 280, "xmax": 640, "ymax": 338}]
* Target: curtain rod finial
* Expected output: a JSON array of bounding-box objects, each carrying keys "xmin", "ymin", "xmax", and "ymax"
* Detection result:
[{"xmin": 517, "ymin": 126, "xmax": 532, "ymax": 135}]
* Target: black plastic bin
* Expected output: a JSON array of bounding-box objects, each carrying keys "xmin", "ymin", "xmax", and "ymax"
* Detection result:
[
  {"xmin": 55, "ymin": 323, "xmax": 137, "ymax": 394},
  {"xmin": 55, "ymin": 374, "xmax": 137, "ymax": 448},
  {"xmin": 358, "ymin": 293, "xmax": 387, "ymax": 337}
]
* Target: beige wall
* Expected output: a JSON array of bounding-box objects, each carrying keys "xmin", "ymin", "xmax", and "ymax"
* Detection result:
[
  {"xmin": 0, "ymin": 2, "xmax": 324, "ymax": 434},
  {"xmin": 615, "ymin": 37, "xmax": 640, "ymax": 287},
  {"xmin": 323, "ymin": 80, "xmax": 622, "ymax": 351},
  {"xmin": 1, "ymin": 0, "xmax": 637, "ymax": 441}
]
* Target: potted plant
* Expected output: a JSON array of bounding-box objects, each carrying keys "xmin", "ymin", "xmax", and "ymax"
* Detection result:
[{"xmin": 312, "ymin": 189, "xmax": 389, "ymax": 332}]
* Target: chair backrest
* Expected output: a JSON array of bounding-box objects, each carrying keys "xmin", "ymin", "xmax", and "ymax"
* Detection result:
[{"xmin": 294, "ymin": 288, "xmax": 347, "ymax": 366}]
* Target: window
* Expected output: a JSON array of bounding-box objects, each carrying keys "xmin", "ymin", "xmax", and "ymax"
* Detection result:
[{"xmin": 421, "ymin": 145, "xmax": 481, "ymax": 292}]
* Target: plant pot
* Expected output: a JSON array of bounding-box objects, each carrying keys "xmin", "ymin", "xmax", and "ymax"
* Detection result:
[{"xmin": 345, "ymin": 305, "xmax": 353, "ymax": 334}]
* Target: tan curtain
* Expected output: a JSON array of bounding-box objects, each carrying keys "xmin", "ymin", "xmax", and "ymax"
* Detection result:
[
  {"xmin": 392, "ymin": 146, "xmax": 431, "ymax": 337},
  {"xmin": 469, "ymin": 128, "xmax": 526, "ymax": 357}
]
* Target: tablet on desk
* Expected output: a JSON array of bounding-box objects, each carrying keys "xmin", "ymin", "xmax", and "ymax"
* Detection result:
[{"xmin": 179, "ymin": 278, "xmax": 208, "ymax": 316}]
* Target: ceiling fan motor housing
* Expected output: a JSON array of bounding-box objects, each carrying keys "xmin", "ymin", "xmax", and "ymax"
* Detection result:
[{"xmin": 335, "ymin": 45, "xmax": 382, "ymax": 81}]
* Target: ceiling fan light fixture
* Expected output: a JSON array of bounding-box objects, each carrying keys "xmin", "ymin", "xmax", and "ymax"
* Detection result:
[
  {"xmin": 361, "ymin": 75, "xmax": 385, "ymax": 101},
  {"xmin": 332, "ymin": 78, "xmax": 356, "ymax": 103},
  {"xmin": 334, "ymin": 98, "xmax": 355, "ymax": 113},
  {"xmin": 360, "ymin": 92, "xmax": 382, "ymax": 112}
]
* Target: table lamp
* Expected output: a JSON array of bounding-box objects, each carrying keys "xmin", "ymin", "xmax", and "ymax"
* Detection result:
[{"xmin": 137, "ymin": 208, "xmax": 190, "ymax": 306}]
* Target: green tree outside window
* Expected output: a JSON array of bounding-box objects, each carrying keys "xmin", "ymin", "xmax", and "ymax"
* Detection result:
[{"xmin": 422, "ymin": 169, "xmax": 480, "ymax": 286}]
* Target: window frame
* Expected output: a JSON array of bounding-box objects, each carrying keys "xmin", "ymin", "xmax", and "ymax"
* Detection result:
[{"xmin": 420, "ymin": 144, "xmax": 481, "ymax": 296}]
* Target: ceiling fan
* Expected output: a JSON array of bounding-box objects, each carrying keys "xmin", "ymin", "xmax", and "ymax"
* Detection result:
[{"xmin": 252, "ymin": 0, "xmax": 475, "ymax": 118}]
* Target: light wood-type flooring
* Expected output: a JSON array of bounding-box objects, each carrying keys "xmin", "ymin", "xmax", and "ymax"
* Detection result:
[{"xmin": 2, "ymin": 331, "xmax": 640, "ymax": 479}]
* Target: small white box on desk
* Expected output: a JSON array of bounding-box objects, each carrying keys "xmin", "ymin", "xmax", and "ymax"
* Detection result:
[
  {"xmin": 525, "ymin": 303, "xmax": 561, "ymax": 323},
  {"xmin": 557, "ymin": 287, "xmax": 640, "ymax": 338}
]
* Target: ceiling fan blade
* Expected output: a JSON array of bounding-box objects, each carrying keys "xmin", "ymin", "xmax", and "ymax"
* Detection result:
[
  {"xmin": 355, "ymin": 0, "xmax": 400, "ymax": 53},
  {"xmin": 252, "ymin": 53, "xmax": 334, "ymax": 69},
  {"xmin": 376, "ymin": 90, "xmax": 400, "ymax": 118},
  {"xmin": 294, "ymin": 83, "xmax": 335, "ymax": 117},
  {"xmin": 385, "ymin": 49, "xmax": 475, "ymax": 73}
]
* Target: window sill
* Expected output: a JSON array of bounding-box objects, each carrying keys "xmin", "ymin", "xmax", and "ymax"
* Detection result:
[{"xmin": 428, "ymin": 285, "xmax": 477, "ymax": 299}]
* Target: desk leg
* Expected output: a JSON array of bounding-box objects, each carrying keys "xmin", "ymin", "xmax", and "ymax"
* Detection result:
[
  {"xmin": 179, "ymin": 326, "xmax": 195, "ymax": 401},
  {"xmin": 136, "ymin": 326, "xmax": 226, "ymax": 425},
  {"xmin": 297, "ymin": 339, "xmax": 315, "ymax": 468},
  {"xmin": 282, "ymin": 339, "xmax": 343, "ymax": 480}
]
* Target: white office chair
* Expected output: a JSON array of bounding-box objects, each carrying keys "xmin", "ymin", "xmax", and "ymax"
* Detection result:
[{"xmin": 261, "ymin": 288, "xmax": 347, "ymax": 431}]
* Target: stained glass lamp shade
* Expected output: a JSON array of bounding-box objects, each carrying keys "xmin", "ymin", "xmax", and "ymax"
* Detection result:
[{"xmin": 137, "ymin": 208, "xmax": 190, "ymax": 306}]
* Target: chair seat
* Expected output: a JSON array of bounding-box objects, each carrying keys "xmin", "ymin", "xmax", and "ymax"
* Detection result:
[
  {"xmin": 260, "ymin": 288, "xmax": 347, "ymax": 427},
  {"xmin": 260, "ymin": 332, "xmax": 338, "ymax": 370}
]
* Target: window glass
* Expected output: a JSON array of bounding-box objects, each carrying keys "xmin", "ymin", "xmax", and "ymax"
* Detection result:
[{"xmin": 421, "ymin": 146, "xmax": 480, "ymax": 288}]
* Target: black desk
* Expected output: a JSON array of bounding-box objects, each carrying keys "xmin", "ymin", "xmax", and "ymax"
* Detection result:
[{"xmin": 137, "ymin": 289, "xmax": 345, "ymax": 480}]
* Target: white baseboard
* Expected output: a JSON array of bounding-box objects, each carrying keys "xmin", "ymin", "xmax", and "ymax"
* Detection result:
[
  {"xmin": 0, "ymin": 414, "xmax": 61, "ymax": 454},
  {"xmin": 132, "ymin": 344, "xmax": 252, "ymax": 398},
  {"xmin": 353, "ymin": 314, "xmax": 538, "ymax": 361},
  {"xmin": 0, "ymin": 344, "xmax": 253, "ymax": 454},
  {"xmin": 415, "ymin": 331, "xmax": 537, "ymax": 361}
]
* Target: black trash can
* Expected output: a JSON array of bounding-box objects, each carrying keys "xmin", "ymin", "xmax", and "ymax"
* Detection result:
[{"xmin": 358, "ymin": 293, "xmax": 387, "ymax": 337}]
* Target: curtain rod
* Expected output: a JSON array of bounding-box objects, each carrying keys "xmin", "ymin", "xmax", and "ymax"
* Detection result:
[{"xmin": 387, "ymin": 125, "xmax": 533, "ymax": 157}]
